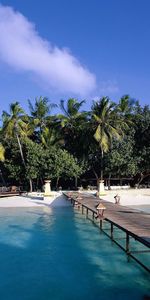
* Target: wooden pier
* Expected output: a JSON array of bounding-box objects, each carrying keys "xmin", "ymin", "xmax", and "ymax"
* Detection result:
[{"xmin": 64, "ymin": 192, "xmax": 150, "ymax": 272}]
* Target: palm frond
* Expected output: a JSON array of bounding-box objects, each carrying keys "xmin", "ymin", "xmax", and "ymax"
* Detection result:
[{"xmin": 0, "ymin": 144, "xmax": 5, "ymax": 162}]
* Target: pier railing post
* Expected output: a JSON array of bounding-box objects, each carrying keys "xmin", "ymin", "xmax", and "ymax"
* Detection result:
[
  {"xmin": 111, "ymin": 223, "xmax": 114, "ymax": 240},
  {"xmin": 82, "ymin": 205, "xmax": 84, "ymax": 214},
  {"xmin": 126, "ymin": 233, "xmax": 130, "ymax": 254},
  {"xmin": 68, "ymin": 192, "xmax": 150, "ymax": 273},
  {"xmin": 86, "ymin": 207, "xmax": 88, "ymax": 218},
  {"xmin": 100, "ymin": 219, "xmax": 102, "ymax": 230},
  {"xmin": 92, "ymin": 211, "xmax": 94, "ymax": 221}
]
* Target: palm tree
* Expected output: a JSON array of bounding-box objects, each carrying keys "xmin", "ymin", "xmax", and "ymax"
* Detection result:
[
  {"xmin": 19, "ymin": 116, "xmax": 35, "ymax": 142},
  {"xmin": 58, "ymin": 98, "xmax": 87, "ymax": 187},
  {"xmin": 58, "ymin": 98, "xmax": 87, "ymax": 155},
  {"xmin": 59, "ymin": 98, "xmax": 86, "ymax": 128},
  {"xmin": 0, "ymin": 143, "xmax": 5, "ymax": 162},
  {"xmin": 0, "ymin": 143, "xmax": 6, "ymax": 186},
  {"xmin": 28, "ymin": 96, "xmax": 57, "ymax": 136},
  {"xmin": 1, "ymin": 102, "xmax": 35, "ymax": 191},
  {"xmin": 2, "ymin": 102, "xmax": 26, "ymax": 167},
  {"xmin": 118, "ymin": 95, "xmax": 133, "ymax": 114},
  {"xmin": 117, "ymin": 95, "xmax": 136, "ymax": 128},
  {"xmin": 91, "ymin": 97, "xmax": 125, "ymax": 192},
  {"xmin": 41, "ymin": 126, "xmax": 64, "ymax": 149}
]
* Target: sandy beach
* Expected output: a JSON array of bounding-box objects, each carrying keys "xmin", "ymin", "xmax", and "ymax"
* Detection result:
[
  {"xmin": 0, "ymin": 193, "xmax": 71, "ymax": 208},
  {"xmin": 0, "ymin": 189, "xmax": 150, "ymax": 207},
  {"xmin": 101, "ymin": 188, "xmax": 150, "ymax": 206},
  {"xmin": 0, "ymin": 189, "xmax": 149, "ymax": 208}
]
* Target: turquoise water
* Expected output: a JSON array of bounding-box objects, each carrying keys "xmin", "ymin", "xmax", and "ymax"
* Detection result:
[{"xmin": 0, "ymin": 206, "xmax": 149, "ymax": 300}]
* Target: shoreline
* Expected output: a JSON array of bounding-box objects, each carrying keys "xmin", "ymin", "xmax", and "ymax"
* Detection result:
[
  {"xmin": 0, "ymin": 189, "xmax": 149, "ymax": 208},
  {"xmin": 0, "ymin": 193, "xmax": 67, "ymax": 208},
  {"xmin": 0, "ymin": 195, "xmax": 50, "ymax": 207}
]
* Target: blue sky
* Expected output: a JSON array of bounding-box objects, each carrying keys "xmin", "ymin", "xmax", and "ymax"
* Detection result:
[{"xmin": 0, "ymin": 0, "xmax": 150, "ymax": 114}]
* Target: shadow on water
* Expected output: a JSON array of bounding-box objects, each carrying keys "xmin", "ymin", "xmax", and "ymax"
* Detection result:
[{"xmin": 0, "ymin": 206, "xmax": 149, "ymax": 300}]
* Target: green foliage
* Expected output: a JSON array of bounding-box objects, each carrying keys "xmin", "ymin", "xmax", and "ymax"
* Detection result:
[
  {"xmin": 91, "ymin": 97, "xmax": 128, "ymax": 180},
  {"xmin": 2, "ymin": 102, "xmax": 25, "ymax": 138},
  {"xmin": 133, "ymin": 105, "xmax": 150, "ymax": 176},
  {"xmin": 44, "ymin": 148, "xmax": 84, "ymax": 180},
  {"xmin": 28, "ymin": 97, "xmax": 56, "ymax": 133},
  {"xmin": 105, "ymin": 131, "xmax": 139, "ymax": 177},
  {"xmin": 0, "ymin": 144, "xmax": 5, "ymax": 162},
  {"xmin": 92, "ymin": 97, "xmax": 125, "ymax": 153},
  {"xmin": 25, "ymin": 140, "xmax": 44, "ymax": 180},
  {"xmin": 58, "ymin": 98, "xmax": 88, "ymax": 157},
  {"xmin": 0, "ymin": 96, "xmax": 149, "ymax": 188},
  {"xmin": 51, "ymin": 149, "xmax": 84, "ymax": 179},
  {"xmin": 3, "ymin": 138, "xmax": 25, "ymax": 182},
  {"xmin": 25, "ymin": 140, "xmax": 84, "ymax": 181}
]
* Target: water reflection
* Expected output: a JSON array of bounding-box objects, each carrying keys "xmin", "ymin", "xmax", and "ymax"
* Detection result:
[
  {"xmin": 74, "ymin": 210, "xmax": 150, "ymax": 295},
  {"xmin": 0, "ymin": 206, "xmax": 149, "ymax": 300},
  {"xmin": 0, "ymin": 207, "xmax": 54, "ymax": 248}
]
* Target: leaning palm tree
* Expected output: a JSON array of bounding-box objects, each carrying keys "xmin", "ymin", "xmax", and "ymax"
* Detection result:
[
  {"xmin": 2, "ymin": 102, "xmax": 26, "ymax": 167},
  {"xmin": 2, "ymin": 102, "xmax": 36, "ymax": 192},
  {"xmin": 0, "ymin": 143, "xmax": 6, "ymax": 186},
  {"xmin": 91, "ymin": 97, "xmax": 125, "ymax": 193}
]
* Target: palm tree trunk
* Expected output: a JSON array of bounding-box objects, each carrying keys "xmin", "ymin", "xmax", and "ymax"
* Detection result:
[
  {"xmin": 29, "ymin": 178, "xmax": 33, "ymax": 193},
  {"xmin": 16, "ymin": 133, "xmax": 26, "ymax": 167},
  {"xmin": 108, "ymin": 173, "xmax": 111, "ymax": 190},
  {"xmin": 75, "ymin": 176, "xmax": 78, "ymax": 189},
  {"xmin": 16, "ymin": 133, "xmax": 33, "ymax": 192},
  {"xmin": 56, "ymin": 177, "xmax": 59, "ymax": 189},
  {"xmin": 92, "ymin": 168, "xmax": 99, "ymax": 191},
  {"xmin": 0, "ymin": 167, "xmax": 6, "ymax": 186},
  {"xmin": 100, "ymin": 147, "xmax": 104, "ymax": 180},
  {"xmin": 40, "ymin": 177, "xmax": 44, "ymax": 191}
]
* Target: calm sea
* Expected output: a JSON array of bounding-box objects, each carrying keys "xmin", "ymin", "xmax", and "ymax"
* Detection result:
[{"xmin": 0, "ymin": 205, "xmax": 149, "ymax": 300}]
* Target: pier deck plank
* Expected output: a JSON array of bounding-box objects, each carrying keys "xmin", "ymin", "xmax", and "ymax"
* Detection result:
[{"xmin": 67, "ymin": 193, "xmax": 150, "ymax": 247}]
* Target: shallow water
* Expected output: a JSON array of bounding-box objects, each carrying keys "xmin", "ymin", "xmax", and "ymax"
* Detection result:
[{"xmin": 0, "ymin": 205, "xmax": 149, "ymax": 300}]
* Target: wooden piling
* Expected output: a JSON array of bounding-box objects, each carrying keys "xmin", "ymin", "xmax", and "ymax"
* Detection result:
[
  {"xmin": 126, "ymin": 233, "xmax": 130, "ymax": 254},
  {"xmin": 111, "ymin": 223, "xmax": 114, "ymax": 240}
]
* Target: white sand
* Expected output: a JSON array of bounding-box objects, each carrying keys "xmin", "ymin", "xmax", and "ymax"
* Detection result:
[
  {"xmin": 0, "ymin": 193, "xmax": 70, "ymax": 208},
  {"xmin": 0, "ymin": 189, "xmax": 150, "ymax": 208},
  {"xmin": 101, "ymin": 188, "xmax": 150, "ymax": 206}
]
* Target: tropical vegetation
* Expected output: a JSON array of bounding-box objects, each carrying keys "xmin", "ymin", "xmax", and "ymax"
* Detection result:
[{"xmin": 0, "ymin": 96, "xmax": 150, "ymax": 191}]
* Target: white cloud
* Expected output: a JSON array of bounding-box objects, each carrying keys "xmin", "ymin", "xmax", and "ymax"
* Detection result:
[
  {"xmin": 98, "ymin": 80, "xmax": 119, "ymax": 94},
  {"xmin": 92, "ymin": 80, "xmax": 119, "ymax": 102},
  {"xmin": 0, "ymin": 4, "xmax": 96, "ymax": 96}
]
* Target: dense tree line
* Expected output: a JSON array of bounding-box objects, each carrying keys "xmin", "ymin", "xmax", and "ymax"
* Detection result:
[{"xmin": 0, "ymin": 96, "xmax": 150, "ymax": 191}]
